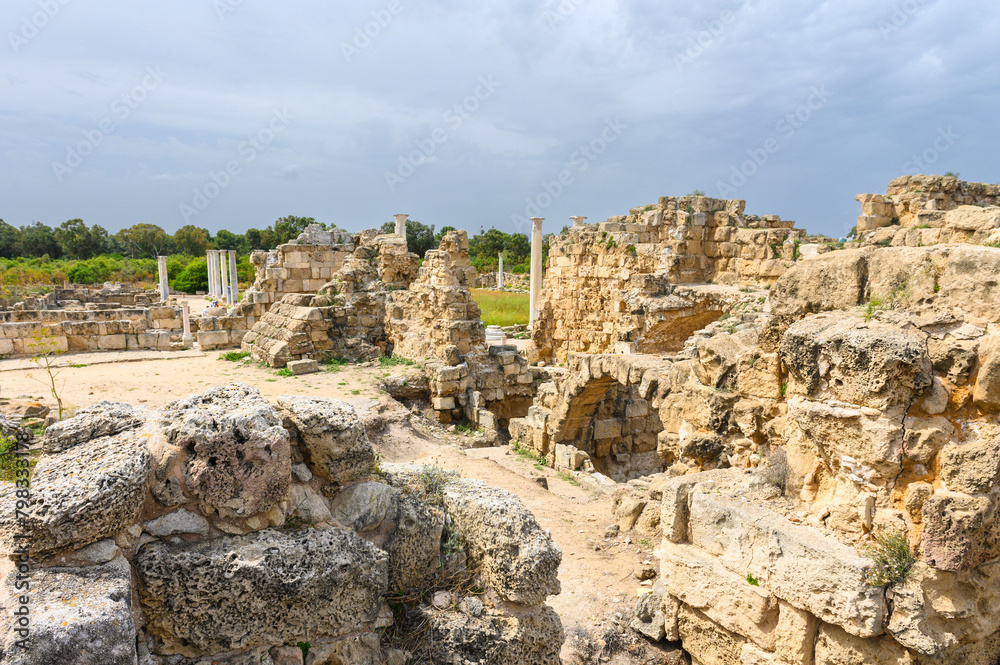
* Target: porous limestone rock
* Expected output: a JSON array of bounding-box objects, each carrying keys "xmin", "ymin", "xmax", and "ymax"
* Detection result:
[
  {"xmin": 814, "ymin": 623, "xmax": 914, "ymax": 665},
  {"xmin": 937, "ymin": 430, "xmax": 1000, "ymax": 495},
  {"xmin": 769, "ymin": 249, "xmax": 870, "ymax": 317},
  {"xmin": 920, "ymin": 492, "xmax": 997, "ymax": 572},
  {"xmin": 143, "ymin": 509, "xmax": 210, "ymax": 538},
  {"xmin": 902, "ymin": 416, "xmax": 954, "ymax": 465},
  {"xmin": 780, "ymin": 313, "xmax": 932, "ymax": 411},
  {"xmin": 973, "ymin": 335, "xmax": 1000, "ymax": 412},
  {"xmin": 137, "ymin": 528, "xmax": 388, "ymax": 656},
  {"xmin": 42, "ymin": 400, "xmax": 149, "ymax": 454},
  {"xmin": 631, "ymin": 580, "xmax": 667, "ymax": 641},
  {"xmin": 157, "ymin": 384, "xmax": 291, "ymax": 519},
  {"xmin": 29, "ymin": 430, "xmax": 152, "ymax": 557},
  {"xmin": 420, "ymin": 604, "xmax": 563, "ymax": 665},
  {"xmin": 277, "ymin": 395, "xmax": 375, "ymax": 490},
  {"xmin": 688, "ymin": 491, "xmax": 885, "ymax": 637},
  {"xmin": 442, "ymin": 479, "xmax": 561, "ymax": 606},
  {"xmin": 0, "ymin": 557, "xmax": 137, "ymax": 665},
  {"xmin": 677, "ymin": 603, "xmax": 745, "ymax": 665}
]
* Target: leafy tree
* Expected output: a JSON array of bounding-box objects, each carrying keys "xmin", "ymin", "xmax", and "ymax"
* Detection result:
[
  {"xmin": 17, "ymin": 222, "xmax": 61, "ymax": 259},
  {"xmin": 273, "ymin": 216, "xmax": 316, "ymax": 244},
  {"xmin": 434, "ymin": 225, "xmax": 457, "ymax": 245},
  {"xmin": 67, "ymin": 263, "xmax": 100, "ymax": 284},
  {"xmin": 173, "ymin": 225, "xmax": 212, "ymax": 255},
  {"xmin": 54, "ymin": 219, "xmax": 108, "ymax": 259},
  {"xmin": 213, "ymin": 229, "xmax": 244, "ymax": 251},
  {"xmin": 0, "ymin": 221, "xmax": 20, "ymax": 259},
  {"xmin": 379, "ymin": 219, "xmax": 437, "ymax": 258},
  {"xmin": 116, "ymin": 223, "xmax": 174, "ymax": 258}
]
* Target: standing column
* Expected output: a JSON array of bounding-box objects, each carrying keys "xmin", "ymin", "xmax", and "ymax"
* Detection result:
[
  {"xmin": 529, "ymin": 217, "xmax": 544, "ymax": 328},
  {"xmin": 498, "ymin": 252, "xmax": 504, "ymax": 291},
  {"xmin": 157, "ymin": 256, "xmax": 169, "ymax": 302},
  {"xmin": 181, "ymin": 302, "xmax": 193, "ymax": 348},
  {"xmin": 207, "ymin": 250, "xmax": 218, "ymax": 297},
  {"xmin": 219, "ymin": 251, "xmax": 230, "ymax": 307},
  {"xmin": 393, "ymin": 213, "xmax": 409, "ymax": 239},
  {"xmin": 570, "ymin": 216, "xmax": 588, "ymax": 228},
  {"xmin": 228, "ymin": 250, "xmax": 239, "ymax": 305}
]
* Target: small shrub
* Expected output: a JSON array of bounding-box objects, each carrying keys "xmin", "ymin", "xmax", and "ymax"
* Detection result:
[
  {"xmin": 379, "ymin": 355, "xmax": 415, "ymax": 367},
  {"xmin": 219, "ymin": 350, "xmax": 250, "ymax": 362},
  {"xmin": 780, "ymin": 382, "xmax": 788, "ymax": 397},
  {"xmin": 688, "ymin": 189, "xmax": 706, "ymax": 197},
  {"xmin": 760, "ymin": 448, "xmax": 788, "ymax": 493},
  {"xmin": 863, "ymin": 530, "xmax": 916, "ymax": 587},
  {"xmin": 276, "ymin": 368, "xmax": 293, "ymax": 377}
]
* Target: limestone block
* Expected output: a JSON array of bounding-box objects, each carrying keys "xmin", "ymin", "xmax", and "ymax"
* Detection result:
[
  {"xmin": 688, "ymin": 491, "xmax": 885, "ymax": 637},
  {"xmin": 0, "ymin": 557, "xmax": 137, "ymax": 665},
  {"xmin": 678, "ymin": 604, "xmax": 746, "ymax": 665},
  {"xmin": 775, "ymin": 600, "xmax": 819, "ymax": 665},
  {"xmin": 632, "ymin": 579, "xmax": 667, "ymax": 641},
  {"xmin": 921, "ymin": 491, "xmax": 997, "ymax": 572},
  {"xmin": 136, "ymin": 528, "xmax": 388, "ymax": 656},
  {"xmin": 659, "ymin": 541, "xmax": 778, "ymax": 649},
  {"xmin": 443, "ymin": 479, "xmax": 561, "ymax": 606},
  {"xmin": 660, "ymin": 469, "xmax": 744, "ymax": 543},
  {"xmin": 158, "ymin": 384, "xmax": 291, "ymax": 519},
  {"xmin": 287, "ymin": 359, "xmax": 320, "ymax": 375},
  {"xmin": 421, "ymin": 604, "xmax": 564, "ymax": 665},
  {"xmin": 974, "ymin": 335, "xmax": 1000, "ymax": 411},
  {"xmin": 938, "ymin": 431, "xmax": 1000, "ymax": 494},
  {"xmin": 769, "ymin": 250, "xmax": 869, "ymax": 316},
  {"xmin": 276, "ymin": 396, "xmax": 374, "ymax": 489},
  {"xmin": 736, "ymin": 351, "xmax": 782, "ymax": 400},
  {"xmin": 902, "ymin": 416, "xmax": 954, "ymax": 465},
  {"xmin": 788, "ymin": 398, "xmax": 903, "ymax": 479},
  {"xmin": 43, "ymin": 400, "xmax": 149, "ymax": 454},
  {"xmin": 814, "ymin": 623, "xmax": 914, "ymax": 665},
  {"xmin": 143, "ymin": 508, "xmax": 211, "ymax": 537},
  {"xmin": 29, "ymin": 429, "xmax": 153, "ymax": 557},
  {"xmin": 780, "ymin": 314, "xmax": 931, "ymax": 411}
]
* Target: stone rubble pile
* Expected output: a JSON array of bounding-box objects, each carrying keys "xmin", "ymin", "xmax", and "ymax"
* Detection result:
[{"xmin": 0, "ymin": 384, "xmax": 564, "ymax": 665}]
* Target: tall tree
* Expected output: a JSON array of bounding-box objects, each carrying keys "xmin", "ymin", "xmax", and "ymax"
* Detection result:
[
  {"xmin": 54, "ymin": 219, "xmax": 109, "ymax": 259},
  {"xmin": 17, "ymin": 222, "xmax": 61, "ymax": 258},
  {"xmin": 116, "ymin": 223, "xmax": 174, "ymax": 258},
  {"xmin": 0, "ymin": 220, "xmax": 21, "ymax": 259},
  {"xmin": 173, "ymin": 225, "xmax": 213, "ymax": 256},
  {"xmin": 273, "ymin": 216, "xmax": 315, "ymax": 244},
  {"xmin": 379, "ymin": 219, "xmax": 437, "ymax": 258}
]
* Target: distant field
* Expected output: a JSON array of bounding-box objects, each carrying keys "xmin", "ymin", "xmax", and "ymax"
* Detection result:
[{"xmin": 470, "ymin": 289, "xmax": 529, "ymax": 327}]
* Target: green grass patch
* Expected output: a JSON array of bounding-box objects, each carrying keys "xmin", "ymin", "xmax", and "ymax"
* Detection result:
[
  {"xmin": 276, "ymin": 368, "xmax": 293, "ymax": 377},
  {"xmin": 379, "ymin": 355, "xmax": 415, "ymax": 367},
  {"xmin": 322, "ymin": 357, "xmax": 349, "ymax": 371},
  {"xmin": 512, "ymin": 440, "xmax": 547, "ymax": 471},
  {"xmin": 0, "ymin": 434, "xmax": 40, "ymax": 483},
  {"xmin": 556, "ymin": 470, "xmax": 580, "ymax": 486},
  {"xmin": 219, "ymin": 350, "xmax": 250, "ymax": 362},
  {"xmin": 470, "ymin": 289, "xmax": 529, "ymax": 327}
]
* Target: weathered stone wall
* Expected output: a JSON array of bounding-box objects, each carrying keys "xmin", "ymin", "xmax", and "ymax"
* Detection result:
[
  {"xmin": 532, "ymin": 195, "xmax": 809, "ymax": 362},
  {"xmin": 853, "ymin": 175, "xmax": 1000, "ymax": 247},
  {"xmin": 0, "ymin": 386, "xmax": 564, "ymax": 664}
]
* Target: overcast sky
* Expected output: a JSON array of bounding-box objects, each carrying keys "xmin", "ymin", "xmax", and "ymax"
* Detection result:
[{"xmin": 2, "ymin": 0, "xmax": 997, "ymax": 240}]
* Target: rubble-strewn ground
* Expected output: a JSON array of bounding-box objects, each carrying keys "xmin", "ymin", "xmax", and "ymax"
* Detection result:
[{"xmin": 0, "ymin": 348, "xmax": 676, "ymax": 663}]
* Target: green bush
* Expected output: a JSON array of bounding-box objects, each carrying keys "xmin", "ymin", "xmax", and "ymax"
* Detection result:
[
  {"xmin": 67, "ymin": 263, "xmax": 100, "ymax": 284},
  {"xmin": 172, "ymin": 258, "xmax": 208, "ymax": 293},
  {"xmin": 864, "ymin": 530, "xmax": 916, "ymax": 587}
]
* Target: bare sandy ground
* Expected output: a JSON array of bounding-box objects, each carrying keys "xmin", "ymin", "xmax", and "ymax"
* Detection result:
[{"xmin": 0, "ymin": 347, "xmax": 666, "ymax": 662}]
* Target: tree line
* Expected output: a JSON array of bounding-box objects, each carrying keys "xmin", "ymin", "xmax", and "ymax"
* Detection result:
[{"xmin": 0, "ymin": 216, "xmax": 318, "ymax": 260}]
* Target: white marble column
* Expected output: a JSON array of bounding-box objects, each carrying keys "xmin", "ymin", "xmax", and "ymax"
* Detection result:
[
  {"xmin": 570, "ymin": 216, "xmax": 588, "ymax": 227},
  {"xmin": 529, "ymin": 217, "xmax": 544, "ymax": 327},
  {"xmin": 228, "ymin": 250, "xmax": 239, "ymax": 305},
  {"xmin": 207, "ymin": 250, "xmax": 218, "ymax": 297},
  {"xmin": 157, "ymin": 256, "xmax": 169, "ymax": 302},
  {"xmin": 219, "ymin": 251, "xmax": 230, "ymax": 307},
  {"xmin": 498, "ymin": 252, "xmax": 504, "ymax": 291},
  {"xmin": 181, "ymin": 302, "xmax": 193, "ymax": 348},
  {"xmin": 393, "ymin": 213, "xmax": 408, "ymax": 239}
]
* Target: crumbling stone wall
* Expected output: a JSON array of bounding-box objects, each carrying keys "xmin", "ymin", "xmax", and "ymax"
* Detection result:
[
  {"xmin": 0, "ymin": 385, "xmax": 564, "ymax": 665},
  {"xmin": 532, "ymin": 195, "xmax": 808, "ymax": 362},
  {"xmin": 853, "ymin": 175, "xmax": 1000, "ymax": 247},
  {"xmin": 520, "ymin": 241, "xmax": 1000, "ymax": 663}
]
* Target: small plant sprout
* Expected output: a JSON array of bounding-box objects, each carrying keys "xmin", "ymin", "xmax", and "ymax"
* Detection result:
[
  {"xmin": 27, "ymin": 328, "xmax": 67, "ymax": 420},
  {"xmin": 863, "ymin": 529, "xmax": 916, "ymax": 587}
]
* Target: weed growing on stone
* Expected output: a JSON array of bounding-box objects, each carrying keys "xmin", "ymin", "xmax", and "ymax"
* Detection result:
[
  {"xmin": 746, "ymin": 572, "xmax": 760, "ymax": 586},
  {"xmin": 863, "ymin": 529, "xmax": 916, "ymax": 587},
  {"xmin": 760, "ymin": 448, "xmax": 788, "ymax": 494},
  {"xmin": 379, "ymin": 355, "xmax": 415, "ymax": 368}
]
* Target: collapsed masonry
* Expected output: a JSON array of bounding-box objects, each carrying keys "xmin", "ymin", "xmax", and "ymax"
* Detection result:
[
  {"xmin": 0, "ymin": 385, "xmax": 563, "ymax": 665},
  {"xmin": 505, "ymin": 176, "xmax": 1000, "ymax": 663}
]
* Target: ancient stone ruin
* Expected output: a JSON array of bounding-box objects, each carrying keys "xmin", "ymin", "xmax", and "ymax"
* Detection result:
[
  {"xmin": 0, "ymin": 385, "xmax": 563, "ymax": 664},
  {"xmin": 3, "ymin": 174, "xmax": 1000, "ymax": 663}
]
